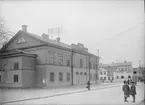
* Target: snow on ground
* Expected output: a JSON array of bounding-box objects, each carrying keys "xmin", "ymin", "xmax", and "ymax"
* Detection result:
[
  {"xmin": 0, "ymin": 83, "xmax": 120, "ymax": 103},
  {"xmin": 0, "ymin": 82, "xmax": 144, "ymax": 105}
]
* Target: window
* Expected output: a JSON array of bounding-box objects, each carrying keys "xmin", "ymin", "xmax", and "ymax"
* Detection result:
[
  {"xmin": 76, "ymin": 72, "xmax": 79, "ymax": 75},
  {"xmin": 58, "ymin": 54, "xmax": 63, "ymax": 65},
  {"xmin": 104, "ymin": 71, "xmax": 106, "ymax": 75},
  {"xmin": 104, "ymin": 77, "xmax": 106, "ymax": 80},
  {"xmin": 100, "ymin": 77, "xmax": 102, "ymax": 80},
  {"xmin": 121, "ymin": 76, "xmax": 124, "ymax": 79},
  {"xmin": 84, "ymin": 72, "xmax": 87, "ymax": 75},
  {"xmin": 13, "ymin": 75, "xmax": 18, "ymax": 82},
  {"xmin": 67, "ymin": 73, "xmax": 70, "ymax": 81},
  {"xmin": 0, "ymin": 75, "xmax": 1, "ymax": 82},
  {"xmin": 80, "ymin": 72, "xmax": 83, "ymax": 75},
  {"xmin": 49, "ymin": 52, "xmax": 55, "ymax": 64},
  {"xmin": 108, "ymin": 77, "xmax": 110, "ymax": 80},
  {"xmin": 14, "ymin": 62, "xmax": 19, "ymax": 69},
  {"xmin": 66, "ymin": 60, "xmax": 70, "ymax": 66},
  {"xmin": 128, "ymin": 75, "xmax": 131, "ymax": 78},
  {"xmin": 59, "ymin": 72, "xmax": 63, "ymax": 81},
  {"xmin": 50, "ymin": 72, "xmax": 55, "ymax": 82},
  {"xmin": 112, "ymin": 77, "xmax": 114, "ymax": 80},
  {"xmin": 116, "ymin": 76, "xmax": 119, "ymax": 79},
  {"xmin": 100, "ymin": 72, "xmax": 102, "ymax": 75},
  {"xmin": 93, "ymin": 64, "xmax": 96, "ymax": 69},
  {"xmin": 80, "ymin": 59, "xmax": 83, "ymax": 68}
]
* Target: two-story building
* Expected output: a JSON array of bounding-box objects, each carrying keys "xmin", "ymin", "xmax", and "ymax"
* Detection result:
[
  {"xmin": 111, "ymin": 61, "xmax": 133, "ymax": 82},
  {"xmin": 0, "ymin": 25, "xmax": 99, "ymax": 88}
]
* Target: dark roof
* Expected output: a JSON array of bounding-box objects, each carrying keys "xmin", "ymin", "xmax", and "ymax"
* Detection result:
[
  {"xmin": 25, "ymin": 31, "xmax": 72, "ymax": 49},
  {"xmin": 0, "ymin": 30, "xmax": 98, "ymax": 57}
]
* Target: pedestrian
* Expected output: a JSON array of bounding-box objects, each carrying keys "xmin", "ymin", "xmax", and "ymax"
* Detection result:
[
  {"xmin": 86, "ymin": 81, "xmax": 91, "ymax": 91},
  {"xmin": 122, "ymin": 80, "xmax": 130, "ymax": 102},
  {"xmin": 130, "ymin": 82, "xmax": 137, "ymax": 103}
]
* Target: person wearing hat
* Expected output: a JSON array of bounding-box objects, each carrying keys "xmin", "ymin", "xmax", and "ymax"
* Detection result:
[
  {"xmin": 122, "ymin": 80, "xmax": 130, "ymax": 102},
  {"xmin": 130, "ymin": 82, "xmax": 137, "ymax": 102}
]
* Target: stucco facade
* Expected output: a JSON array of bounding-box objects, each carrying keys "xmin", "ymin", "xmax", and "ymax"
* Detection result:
[
  {"xmin": 0, "ymin": 25, "xmax": 99, "ymax": 88},
  {"xmin": 111, "ymin": 61, "xmax": 133, "ymax": 82}
]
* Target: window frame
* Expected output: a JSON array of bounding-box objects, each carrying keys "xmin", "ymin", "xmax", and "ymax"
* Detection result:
[
  {"xmin": 49, "ymin": 51, "xmax": 55, "ymax": 64},
  {"xmin": 13, "ymin": 62, "xmax": 19, "ymax": 70},
  {"xmin": 80, "ymin": 59, "xmax": 83, "ymax": 68},
  {"xmin": 13, "ymin": 75, "xmax": 18, "ymax": 82},
  {"xmin": 57, "ymin": 53, "xmax": 63, "ymax": 66},
  {"xmin": 59, "ymin": 72, "xmax": 63, "ymax": 82},
  {"xmin": 50, "ymin": 72, "xmax": 55, "ymax": 82},
  {"xmin": 67, "ymin": 72, "xmax": 70, "ymax": 81},
  {"xmin": 66, "ymin": 60, "xmax": 70, "ymax": 66}
]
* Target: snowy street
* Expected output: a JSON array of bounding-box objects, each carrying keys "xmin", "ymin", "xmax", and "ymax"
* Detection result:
[{"xmin": 0, "ymin": 82, "xmax": 144, "ymax": 105}]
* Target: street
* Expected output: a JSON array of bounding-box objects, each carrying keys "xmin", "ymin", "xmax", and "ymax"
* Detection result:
[{"xmin": 1, "ymin": 83, "xmax": 144, "ymax": 105}]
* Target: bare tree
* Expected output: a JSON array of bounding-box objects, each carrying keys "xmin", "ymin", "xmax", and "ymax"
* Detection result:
[{"xmin": 0, "ymin": 17, "xmax": 14, "ymax": 47}]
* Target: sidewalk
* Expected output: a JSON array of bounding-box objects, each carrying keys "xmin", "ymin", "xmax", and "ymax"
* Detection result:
[{"xmin": 0, "ymin": 83, "xmax": 121, "ymax": 104}]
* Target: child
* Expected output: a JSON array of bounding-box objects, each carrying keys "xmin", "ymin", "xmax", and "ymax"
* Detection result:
[
  {"xmin": 130, "ymin": 82, "xmax": 137, "ymax": 102},
  {"xmin": 122, "ymin": 80, "xmax": 130, "ymax": 102}
]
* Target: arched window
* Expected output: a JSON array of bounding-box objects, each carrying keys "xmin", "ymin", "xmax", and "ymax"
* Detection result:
[
  {"xmin": 128, "ymin": 75, "xmax": 131, "ymax": 78},
  {"xmin": 121, "ymin": 76, "xmax": 124, "ymax": 79}
]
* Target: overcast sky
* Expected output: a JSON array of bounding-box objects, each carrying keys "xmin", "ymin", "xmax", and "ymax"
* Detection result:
[{"xmin": 0, "ymin": 0, "xmax": 144, "ymax": 67}]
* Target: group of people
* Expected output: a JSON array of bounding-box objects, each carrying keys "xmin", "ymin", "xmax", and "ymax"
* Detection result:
[
  {"xmin": 122, "ymin": 80, "xmax": 137, "ymax": 103},
  {"xmin": 86, "ymin": 80, "xmax": 137, "ymax": 103}
]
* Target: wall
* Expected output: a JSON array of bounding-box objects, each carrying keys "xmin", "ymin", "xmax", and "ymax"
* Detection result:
[
  {"xmin": 0, "ymin": 70, "xmax": 22, "ymax": 87},
  {"xmin": 22, "ymin": 70, "xmax": 35, "ymax": 87},
  {"xmin": 113, "ymin": 72, "xmax": 133, "ymax": 82},
  {"xmin": 36, "ymin": 65, "xmax": 71, "ymax": 87}
]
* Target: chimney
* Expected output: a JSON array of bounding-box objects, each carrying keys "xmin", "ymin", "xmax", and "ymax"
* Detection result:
[
  {"xmin": 56, "ymin": 37, "xmax": 60, "ymax": 42},
  {"xmin": 22, "ymin": 25, "xmax": 28, "ymax": 32}
]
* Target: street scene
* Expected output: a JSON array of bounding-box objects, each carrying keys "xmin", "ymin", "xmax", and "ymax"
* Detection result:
[
  {"xmin": 0, "ymin": 0, "xmax": 144, "ymax": 105},
  {"xmin": 0, "ymin": 82, "xmax": 144, "ymax": 105}
]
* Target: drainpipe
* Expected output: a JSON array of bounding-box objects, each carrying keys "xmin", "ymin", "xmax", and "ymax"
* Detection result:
[
  {"xmin": 89, "ymin": 56, "xmax": 91, "ymax": 82},
  {"xmin": 71, "ymin": 50, "xmax": 74, "ymax": 85}
]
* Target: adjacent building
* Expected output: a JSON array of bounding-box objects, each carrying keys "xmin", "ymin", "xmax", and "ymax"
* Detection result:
[
  {"xmin": 111, "ymin": 61, "xmax": 133, "ymax": 82},
  {"xmin": 98, "ymin": 68, "xmax": 108, "ymax": 82},
  {"xmin": 0, "ymin": 25, "xmax": 99, "ymax": 88}
]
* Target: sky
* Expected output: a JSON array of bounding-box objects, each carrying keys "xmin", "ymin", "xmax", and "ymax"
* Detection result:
[{"xmin": 0, "ymin": 0, "xmax": 144, "ymax": 67}]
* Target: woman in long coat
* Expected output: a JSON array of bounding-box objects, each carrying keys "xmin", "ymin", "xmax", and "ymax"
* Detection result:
[{"xmin": 122, "ymin": 81, "xmax": 130, "ymax": 102}]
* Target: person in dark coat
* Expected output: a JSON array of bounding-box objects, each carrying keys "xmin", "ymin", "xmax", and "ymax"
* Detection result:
[
  {"xmin": 130, "ymin": 82, "xmax": 137, "ymax": 102},
  {"xmin": 122, "ymin": 80, "xmax": 130, "ymax": 102},
  {"xmin": 86, "ymin": 81, "xmax": 91, "ymax": 91}
]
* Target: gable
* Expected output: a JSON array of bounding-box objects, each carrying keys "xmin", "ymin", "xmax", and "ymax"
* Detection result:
[{"xmin": 5, "ymin": 31, "xmax": 46, "ymax": 51}]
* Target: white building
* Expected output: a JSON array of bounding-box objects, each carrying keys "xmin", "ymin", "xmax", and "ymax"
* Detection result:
[
  {"xmin": 111, "ymin": 61, "xmax": 133, "ymax": 82},
  {"xmin": 98, "ymin": 68, "xmax": 108, "ymax": 82}
]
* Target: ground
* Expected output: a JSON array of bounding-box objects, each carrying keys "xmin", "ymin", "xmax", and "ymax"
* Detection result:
[{"xmin": 0, "ymin": 82, "xmax": 144, "ymax": 105}]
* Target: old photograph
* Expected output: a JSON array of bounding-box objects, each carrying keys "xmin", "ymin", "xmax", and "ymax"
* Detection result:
[{"xmin": 0, "ymin": 0, "xmax": 144, "ymax": 105}]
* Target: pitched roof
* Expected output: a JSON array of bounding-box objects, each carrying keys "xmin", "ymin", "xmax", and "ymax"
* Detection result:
[{"xmin": 24, "ymin": 31, "xmax": 72, "ymax": 49}]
